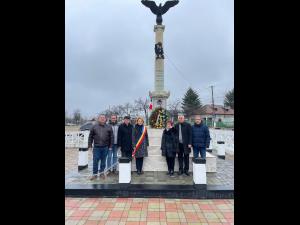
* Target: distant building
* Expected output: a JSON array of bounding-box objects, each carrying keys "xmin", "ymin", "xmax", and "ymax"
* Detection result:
[{"xmin": 201, "ymin": 104, "xmax": 234, "ymax": 124}]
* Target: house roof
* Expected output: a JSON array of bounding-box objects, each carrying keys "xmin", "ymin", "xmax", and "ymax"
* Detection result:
[{"xmin": 201, "ymin": 104, "xmax": 234, "ymax": 115}]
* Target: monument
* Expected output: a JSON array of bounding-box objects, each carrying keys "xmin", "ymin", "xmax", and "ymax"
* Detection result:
[{"xmin": 141, "ymin": 0, "xmax": 179, "ymax": 110}]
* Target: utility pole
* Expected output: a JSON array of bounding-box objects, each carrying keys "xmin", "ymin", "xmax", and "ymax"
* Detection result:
[{"xmin": 210, "ymin": 85, "xmax": 215, "ymax": 128}]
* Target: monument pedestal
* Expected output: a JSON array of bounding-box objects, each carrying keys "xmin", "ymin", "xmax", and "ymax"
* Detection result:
[
  {"xmin": 130, "ymin": 128, "xmax": 217, "ymax": 172},
  {"xmin": 149, "ymin": 90, "xmax": 170, "ymax": 109}
]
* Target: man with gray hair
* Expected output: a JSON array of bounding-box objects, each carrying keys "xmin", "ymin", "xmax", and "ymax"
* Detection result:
[
  {"xmin": 88, "ymin": 114, "xmax": 113, "ymax": 180},
  {"xmin": 174, "ymin": 114, "xmax": 192, "ymax": 176}
]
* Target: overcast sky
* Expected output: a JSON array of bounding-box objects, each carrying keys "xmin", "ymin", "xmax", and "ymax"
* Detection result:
[{"xmin": 65, "ymin": 0, "xmax": 234, "ymax": 118}]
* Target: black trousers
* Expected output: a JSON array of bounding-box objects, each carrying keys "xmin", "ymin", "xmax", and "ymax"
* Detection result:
[
  {"xmin": 178, "ymin": 143, "xmax": 189, "ymax": 172},
  {"xmin": 121, "ymin": 151, "xmax": 132, "ymax": 160},
  {"xmin": 136, "ymin": 157, "xmax": 144, "ymax": 172},
  {"xmin": 166, "ymin": 157, "xmax": 175, "ymax": 172}
]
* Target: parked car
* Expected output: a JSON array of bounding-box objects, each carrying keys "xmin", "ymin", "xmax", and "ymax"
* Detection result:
[
  {"xmin": 79, "ymin": 121, "xmax": 96, "ymax": 131},
  {"xmin": 78, "ymin": 121, "xmax": 96, "ymax": 152}
]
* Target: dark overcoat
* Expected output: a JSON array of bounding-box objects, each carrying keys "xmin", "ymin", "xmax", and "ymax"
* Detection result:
[
  {"xmin": 132, "ymin": 125, "xmax": 149, "ymax": 158},
  {"xmin": 161, "ymin": 127, "xmax": 179, "ymax": 158},
  {"xmin": 174, "ymin": 122, "xmax": 192, "ymax": 154},
  {"xmin": 117, "ymin": 123, "xmax": 133, "ymax": 153}
]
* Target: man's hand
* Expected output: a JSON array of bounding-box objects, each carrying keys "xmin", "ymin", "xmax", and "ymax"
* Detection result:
[
  {"xmin": 188, "ymin": 144, "xmax": 192, "ymax": 148},
  {"xmin": 109, "ymin": 147, "xmax": 112, "ymax": 151}
]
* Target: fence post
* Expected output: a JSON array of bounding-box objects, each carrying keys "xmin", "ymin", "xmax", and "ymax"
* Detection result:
[
  {"xmin": 192, "ymin": 158, "xmax": 207, "ymax": 189},
  {"xmin": 118, "ymin": 157, "xmax": 131, "ymax": 183},
  {"xmin": 78, "ymin": 148, "xmax": 89, "ymax": 171},
  {"xmin": 216, "ymin": 141, "xmax": 225, "ymax": 159}
]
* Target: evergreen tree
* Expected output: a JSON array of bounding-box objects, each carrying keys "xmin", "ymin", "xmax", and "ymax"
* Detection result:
[
  {"xmin": 224, "ymin": 88, "xmax": 234, "ymax": 109},
  {"xmin": 182, "ymin": 87, "xmax": 202, "ymax": 118}
]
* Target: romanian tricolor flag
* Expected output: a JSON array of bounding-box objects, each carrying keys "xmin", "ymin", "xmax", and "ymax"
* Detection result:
[
  {"xmin": 132, "ymin": 126, "xmax": 147, "ymax": 158},
  {"xmin": 149, "ymin": 97, "xmax": 153, "ymax": 110}
]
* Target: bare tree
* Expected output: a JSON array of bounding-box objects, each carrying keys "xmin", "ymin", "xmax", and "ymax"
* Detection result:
[
  {"xmin": 121, "ymin": 102, "xmax": 134, "ymax": 117},
  {"xmin": 134, "ymin": 97, "xmax": 150, "ymax": 125},
  {"xmin": 168, "ymin": 99, "xmax": 182, "ymax": 122},
  {"xmin": 73, "ymin": 109, "xmax": 82, "ymax": 125},
  {"xmin": 101, "ymin": 103, "xmax": 135, "ymax": 120},
  {"xmin": 65, "ymin": 111, "xmax": 73, "ymax": 124},
  {"xmin": 65, "ymin": 110, "xmax": 67, "ymax": 125}
]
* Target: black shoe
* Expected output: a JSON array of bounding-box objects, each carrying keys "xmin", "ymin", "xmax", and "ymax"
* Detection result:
[
  {"xmin": 184, "ymin": 171, "xmax": 190, "ymax": 176},
  {"xmin": 137, "ymin": 171, "xmax": 141, "ymax": 175},
  {"xmin": 170, "ymin": 171, "xmax": 175, "ymax": 177},
  {"xmin": 178, "ymin": 170, "xmax": 183, "ymax": 175}
]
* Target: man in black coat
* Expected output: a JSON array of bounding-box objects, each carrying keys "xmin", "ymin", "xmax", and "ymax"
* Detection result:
[
  {"xmin": 174, "ymin": 115, "xmax": 192, "ymax": 176},
  {"xmin": 117, "ymin": 116, "xmax": 133, "ymax": 160}
]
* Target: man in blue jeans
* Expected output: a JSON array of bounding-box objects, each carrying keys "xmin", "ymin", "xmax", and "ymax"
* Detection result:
[
  {"xmin": 107, "ymin": 114, "xmax": 119, "ymax": 174},
  {"xmin": 192, "ymin": 115, "xmax": 210, "ymax": 159},
  {"xmin": 88, "ymin": 114, "xmax": 113, "ymax": 180}
]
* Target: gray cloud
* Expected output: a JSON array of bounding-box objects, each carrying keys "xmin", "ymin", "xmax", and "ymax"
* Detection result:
[{"xmin": 65, "ymin": 0, "xmax": 234, "ymax": 117}]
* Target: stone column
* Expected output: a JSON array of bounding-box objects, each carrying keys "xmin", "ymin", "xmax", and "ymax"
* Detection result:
[
  {"xmin": 149, "ymin": 25, "xmax": 170, "ymax": 110},
  {"xmin": 154, "ymin": 25, "xmax": 164, "ymax": 92}
]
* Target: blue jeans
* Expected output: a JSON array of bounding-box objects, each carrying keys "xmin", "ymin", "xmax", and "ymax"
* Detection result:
[
  {"xmin": 193, "ymin": 146, "xmax": 206, "ymax": 159},
  {"xmin": 107, "ymin": 144, "xmax": 118, "ymax": 170},
  {"xmin": 92, "ymin": 146, "xmax": 108, "ymax": 175}
]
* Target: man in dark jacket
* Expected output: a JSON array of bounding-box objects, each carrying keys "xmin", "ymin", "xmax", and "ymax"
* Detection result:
[
  {"xmin": 174, "ymin": 115, "xmax": 192, "ymax": 176},
  {"xmin": 192, "ymin": 115, "xmax": 210, "ymax": 159},
  {"xmin": 88, "ymin": 114, "xmax": 113, "ymax": 180},
  {"xmin": 117, "ymin": 116, "xmax": 133, "ymax": 159}
]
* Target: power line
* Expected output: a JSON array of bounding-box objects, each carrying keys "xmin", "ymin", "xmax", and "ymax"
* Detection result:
[
  {"xmin": 210, "ymin": 85, "xmax": 216, "ymax": 127},
  {"xmin": 164, "ymin": 53, "xmax": 191, "ymax": 87},
  {"xmin": 164, "ymin": 53, "xmax": 213, "ymax": 93}
]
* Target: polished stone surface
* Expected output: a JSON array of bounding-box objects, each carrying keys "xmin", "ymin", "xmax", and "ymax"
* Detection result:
[{"xmin": 65, "ymin": 149, "xmax": 233, "ymax": 188}]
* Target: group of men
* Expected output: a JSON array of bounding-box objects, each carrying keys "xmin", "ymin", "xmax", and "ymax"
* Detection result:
[
  {"xmin": 88, "ymin": 114, "xmax": 133, "ymax": 180},
  {"xmin": 87, "ymin": 113, "xmax": 210, "ymax": 180},
  {"xmin": 174, "ymin": 115, "xmax": 211, "ymax": 176}
]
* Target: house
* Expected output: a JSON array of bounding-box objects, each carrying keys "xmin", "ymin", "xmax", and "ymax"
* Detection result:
[{"xmin": 200, "ymin": 104, "xmax": 234, "ymax": 124}]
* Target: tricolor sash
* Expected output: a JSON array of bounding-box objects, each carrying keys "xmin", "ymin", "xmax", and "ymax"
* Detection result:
[{"xmin": 132, "ymin": 126, "xmax": 147, "ymax": 158}]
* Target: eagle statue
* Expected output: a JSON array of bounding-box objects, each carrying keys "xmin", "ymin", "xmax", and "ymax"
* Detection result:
[{"xmin": 141, "ymin": 0, "xmax": 179, "ymax": 25}]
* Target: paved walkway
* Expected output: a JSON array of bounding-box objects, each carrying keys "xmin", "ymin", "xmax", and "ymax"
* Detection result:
[{"xmin": 65, "ymin": 197, "xmax": 234, "ymax": 225}]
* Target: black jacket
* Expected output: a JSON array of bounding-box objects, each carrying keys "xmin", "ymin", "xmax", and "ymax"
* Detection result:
[
  {"xmin": 88, "ymin": 123, "xmax": 113, "ymax": 148},
  {"xmin": 117, "ymin": 123, "xmax": 133, "ymax": 152},
  {"xmin": 161, "ymin": 127, "xmax": 179, "ymax": 158},
  {"xmin": 192, "ymin": 122, "xmax": 210, "ymax": 148},
  {"xmin": 174, "ymin": 122, "xmax": 192, "ymax": 154}
]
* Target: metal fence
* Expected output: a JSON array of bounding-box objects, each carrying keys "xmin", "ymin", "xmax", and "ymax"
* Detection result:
[{"xmin": 203, "ymin": 120, "xmax": 234, "ymax": 129}]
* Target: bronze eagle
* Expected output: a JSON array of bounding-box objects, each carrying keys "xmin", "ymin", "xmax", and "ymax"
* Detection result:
[{"xmin": 141, "ymin": 0, "xmax": 179, "ymax": 25}]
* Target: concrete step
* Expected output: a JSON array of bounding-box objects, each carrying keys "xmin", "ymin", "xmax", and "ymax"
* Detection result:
[
  {"xmin": 130, "ymin": 153, "xmax": 216, "ymax": 172},
  {"xmin": 148, "ymin": 137, "xmax": 162, "ymax": 146}
]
